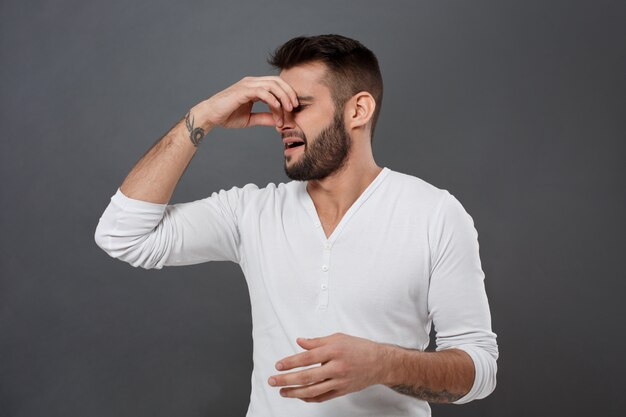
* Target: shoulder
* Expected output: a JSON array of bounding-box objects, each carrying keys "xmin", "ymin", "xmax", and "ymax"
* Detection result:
[
  {"xmin": 383, "ymin": 168, "xmax": 450, "ymax": 208},
  {"xmin": 235, "ymin": 179, "xmax": 300, "ymax": 198},
  {"xmin": 385, "ymin": 170, "xmax": 474, "ymax": 224},
  {"xmin": 212, "ymin": 179, "xmax": 301, "ymax": 208}
]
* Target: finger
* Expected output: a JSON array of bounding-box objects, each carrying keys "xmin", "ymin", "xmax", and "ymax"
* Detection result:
[
  {"xmin": 246, "ymin": 87, "xmax": 280, "ymax": 108},
  {"xmin": 301, "ymin": 389, "xmax": 343, "ymax": 403},
  {"xmin": 248, "ymin": 88, "xmax": 284, "ymax": 126},
  {"xmin": 276, "ymin": 348, "xmax": 329, "ymax": 371},
  {"xmin": 280, "ymin": 379, "xmax": 336, "ymax": 400},
  {"xmin": 297, "ymin": 337, "xmax": 326, "ymax": 350},
  {"xmin": 251, "ymin": 76, "xmax": 299, "ymax": 109},
  {"xmin": 248, "ymin": 112, "xmax": 276, "ymax": 127},
  {"xmin": 269, "ymin": 364, "xmax": 328, "ymax": 387},
  {"xmin": 249, "ymin": 79, "xmax": 296, "ymax": 111},
  {"xmin": 264, "ymin": 76, "xmax": 299, "ymax": 108}
]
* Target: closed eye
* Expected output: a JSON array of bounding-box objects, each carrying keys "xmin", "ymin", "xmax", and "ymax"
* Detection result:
[{"xmin": 292, "ymin": 104, "xmax": 309, "ymax": 114}]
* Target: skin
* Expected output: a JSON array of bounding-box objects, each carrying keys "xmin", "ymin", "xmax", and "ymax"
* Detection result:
[
  {"xmin": 118, "ymin": 60, "xmax": 475, "ymax": 403},
  {"xmin": 268, "ymin": 333, "xmax": 474, "ymax": 403}
]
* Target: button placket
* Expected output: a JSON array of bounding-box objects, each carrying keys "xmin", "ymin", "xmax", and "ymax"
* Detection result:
[{"xmin": 318, "ymin": 241, "xmax": 332, "ymax": 309}]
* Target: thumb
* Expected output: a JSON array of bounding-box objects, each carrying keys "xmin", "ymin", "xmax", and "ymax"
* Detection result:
[{"xmin": 248, "ymin": 112, "xmax": 277, "ymax": 127}]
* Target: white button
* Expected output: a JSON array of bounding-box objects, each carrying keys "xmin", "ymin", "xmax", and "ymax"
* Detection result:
[
  {"xmin": 315, "ymin": 222, "xmax": 321, "ymax": 228},
  {"xmin": 321, "ymin": 284, "xmax": 328, "ymax": 290},
  {"xmin": 322, "ymin": 265, "xmax": 329, "ymax": 272},
  {"xmin": 324, "ymin": 243, "xmax": 331, "ymax": 249}
]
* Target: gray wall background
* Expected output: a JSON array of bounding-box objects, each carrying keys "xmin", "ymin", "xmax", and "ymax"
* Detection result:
[{"xmin": 1, "ymin": 0, "xmax": 624, "ymax": 416}]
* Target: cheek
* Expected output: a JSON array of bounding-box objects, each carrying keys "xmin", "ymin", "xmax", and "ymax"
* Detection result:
[{"xmin": 299, "ymin": 115, "xmax": 332, "ymax": 140}]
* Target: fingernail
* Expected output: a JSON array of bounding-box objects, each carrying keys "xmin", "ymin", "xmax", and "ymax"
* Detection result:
[
  {"xmin": 276, "ymin": 362, "xmax": 284, "ymax": 370},
  {"xmin": 268, "ymin": 377, "xmax": 276, "ymax": 386}
]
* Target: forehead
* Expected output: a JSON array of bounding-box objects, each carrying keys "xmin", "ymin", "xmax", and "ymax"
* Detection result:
[{"xmin": 279, "ymin": 61, "xmax": 332, "ymax": 100}]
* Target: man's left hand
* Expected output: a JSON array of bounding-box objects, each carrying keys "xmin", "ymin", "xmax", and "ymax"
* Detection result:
[{"xmin": 268, "ymin": 332, "xmax": 388, "ymax": 403}]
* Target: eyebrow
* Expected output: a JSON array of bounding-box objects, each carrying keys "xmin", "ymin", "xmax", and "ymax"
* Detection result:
[{"xmin": 296, "ymin": 95, "xmax": 315, "ymax": 102}]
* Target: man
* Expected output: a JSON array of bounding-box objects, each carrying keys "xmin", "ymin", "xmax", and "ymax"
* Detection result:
[{"xmin": 95, "ymin": 34, "xmax": 498, "ymax": 416}]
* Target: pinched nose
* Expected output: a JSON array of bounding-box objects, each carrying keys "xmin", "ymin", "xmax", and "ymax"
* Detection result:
[{"xmin": 275, "ymin": 109, "xmax": 297, "ymax": 132}]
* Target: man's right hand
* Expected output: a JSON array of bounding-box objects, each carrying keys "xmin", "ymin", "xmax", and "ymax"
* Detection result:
[{"xmin": 192, "ymin": 76, "xmax": 300, "ymax": 131}]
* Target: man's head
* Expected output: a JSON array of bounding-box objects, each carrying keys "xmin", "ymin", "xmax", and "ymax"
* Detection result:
[
  {"xmin": 268, "ymin": 35, "xmax": 383, "ymax": 181},
  {"xmin": 268, "ymin": 34, "xmax": 383, "ymax": 137}
]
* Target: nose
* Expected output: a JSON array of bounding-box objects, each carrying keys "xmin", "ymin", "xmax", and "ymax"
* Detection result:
[{"xmin": 275, "ymin": 107, "xmax": 296, "ymax": 133}]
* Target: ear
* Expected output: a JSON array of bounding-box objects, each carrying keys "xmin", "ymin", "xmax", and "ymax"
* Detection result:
[{"xmin": 345, "ymin": 92, "xmax": 376, "ymax": 131}]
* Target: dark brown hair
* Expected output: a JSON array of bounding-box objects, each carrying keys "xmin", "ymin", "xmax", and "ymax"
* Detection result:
[{"xmin": 268, "ymin": 34, "xmax": 383, "ymax": 138}]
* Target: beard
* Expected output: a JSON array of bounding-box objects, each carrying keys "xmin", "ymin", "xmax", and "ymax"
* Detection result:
[{"xmin": 283, "ymin": 111, "xmax": 351, "ymax": 181}]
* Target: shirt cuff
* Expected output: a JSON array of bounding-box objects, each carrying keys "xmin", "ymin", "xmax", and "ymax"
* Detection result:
[
  {"xmin": 112, "ymin": 188, "xmax": 168, "ymax": 211},
  {"xmin": 451, "ymin": 344, "xmax": 498, "ymax": 404}
]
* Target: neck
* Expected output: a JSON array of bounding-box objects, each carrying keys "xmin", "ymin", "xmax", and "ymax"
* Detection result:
[{"xmin": 306, "ymin": 154, "xmax": 383, "ymax": 219}]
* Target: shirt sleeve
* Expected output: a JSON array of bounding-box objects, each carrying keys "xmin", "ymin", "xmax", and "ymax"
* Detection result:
[
  {"xmin": 427, "ymin": 191, "xmax": 499, "ymax": 404},
  {"xmin": 94, "ymin": 185, "xmax": 255, "ymax": 269}
]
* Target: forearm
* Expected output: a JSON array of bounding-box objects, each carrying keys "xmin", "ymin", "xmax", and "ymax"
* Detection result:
[
  {"xmin": 380, "ymin": 344, "xmax": 475, "ymax": 403},
  {"xmin": 117, "ymin": 74, "xmax": 298, "ymax": 204},
  {"xmin": 119, "ymin": 105, "xmax": 213, "ymax": 204}
]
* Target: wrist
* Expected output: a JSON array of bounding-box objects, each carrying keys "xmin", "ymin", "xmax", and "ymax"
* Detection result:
[
  {"xmin": 378, "ymin": 343, "xmax": 405, "ymax": 386},
  {"xmin": 189, "ymin": 101, "xmax": 217, "ymax": 132},
  {"xmin": 182, "ymin": 104, "xmax": 216, "ymax": 148},
  {"xmin": 378, "ymin": 343, "xmax": 423, "ymax": 387}
]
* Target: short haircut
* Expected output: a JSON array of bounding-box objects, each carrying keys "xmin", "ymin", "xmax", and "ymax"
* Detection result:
[{"xmin": 268, "ymin": 34, "xmax": 383, "ymax": 138}]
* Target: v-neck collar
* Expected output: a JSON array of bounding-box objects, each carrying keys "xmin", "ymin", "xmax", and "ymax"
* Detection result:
[{"xmin": 298, "ymin": 167, "xmax": 391, "ymax": 243}]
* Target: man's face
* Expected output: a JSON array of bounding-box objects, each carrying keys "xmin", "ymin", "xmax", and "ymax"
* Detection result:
[{"xmin": 278, "ymin": 62, "xmax": 351, "ymax": 181}]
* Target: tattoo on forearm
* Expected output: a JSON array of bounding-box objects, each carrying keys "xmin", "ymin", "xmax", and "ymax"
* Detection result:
[
  {"xmin": 391, "ymin": 384, "xmax": 464, "ymax": 403},
  {"xmin": 185, "ymin": 112, "xmax": 205, "ymax": 147}
]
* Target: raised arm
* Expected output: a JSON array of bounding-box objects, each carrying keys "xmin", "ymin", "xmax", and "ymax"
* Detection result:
[
  {"xmin": 119, "ymin": 76, "xmax": 299, "ymax": 204},
  {"xmin": 94, "ymin": 77, "xmax": 299, "ymax": 268}
]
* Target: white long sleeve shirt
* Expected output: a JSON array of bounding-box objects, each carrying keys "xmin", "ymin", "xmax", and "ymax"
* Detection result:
[{"xmin": 94, "ymin": 167, "xmax": 498, "ymax": 416}]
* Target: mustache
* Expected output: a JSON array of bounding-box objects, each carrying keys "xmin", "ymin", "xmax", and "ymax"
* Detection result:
[{"xmin": 281, "ymin": 130, "xmax": 307, "ymax": 142}]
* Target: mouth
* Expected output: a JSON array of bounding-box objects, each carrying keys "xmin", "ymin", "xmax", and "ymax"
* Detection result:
[
  {"xmin": 283, "ymin": 139, "xmax": 305, "ymax": 158},
  {"xmin": 283, "ymin": 137, "xmax": 306, "ymax": 150}
]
